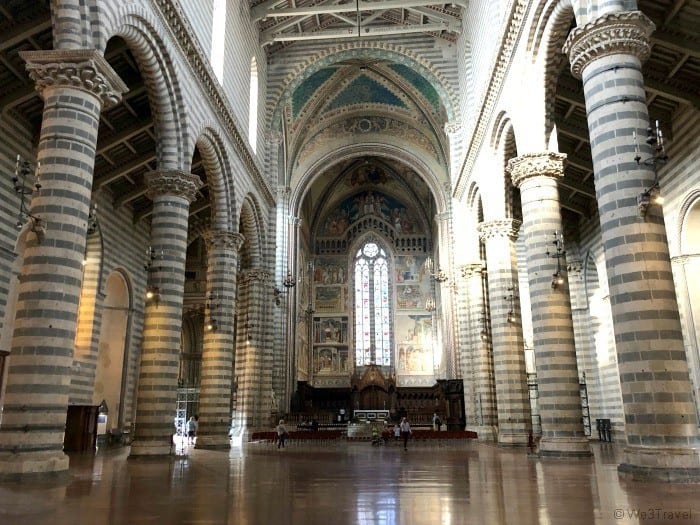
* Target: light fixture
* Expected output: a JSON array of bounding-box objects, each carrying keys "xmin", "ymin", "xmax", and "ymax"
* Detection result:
[
  {"xmin": 424, "ymin": 256, "xmax": 449, "ymax": 283},
  {"xmin": 86, "ymin": 203, "xmax": 99, "ymax": 235},
  {"xmin": 205, "ymin": 292, "xmax": 219, "ymax": 332},
  {"xmin": 283, "ymin": 272, "xmax": 297, "ymax": 288},
  {"xmin": 144, "ymin": 245, "xmax": 163, "ymax": 273},
  {"xmin": 479, "ymin": 317, "xmax": 489, "ymax": 341},
  {"xmin": 12, "ymin": 154, "xmax": 47, "ymax": 242},
  {"xmin": 145, "ymin": 285, "xmax": 160, "ymax": 306},
  {"xmin": 546, "ymin": 231, "xmax": 566, "ymax": 290},
  {"xmin": 505, "ymin": 287, "xmax": 518, "ymax": 323},
  {"xmin": 633, "ymin": 120, "xmax": 668, "ymax": 218}
]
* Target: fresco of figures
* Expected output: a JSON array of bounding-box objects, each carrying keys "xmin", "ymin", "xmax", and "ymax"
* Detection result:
[
  {"xmin": 313, "ymin": 258, "xmax": 347, "ymax": 284},
  {"xmin": 315, "ymin": 347, "xmax": 349, "ymax": 375},
  {"xmin": 313, "ymin": 317, "xmax": 348, "ymax": 344},
  {"xmin": 395, "ymin": 314, "xmax": 434, "ymax": 374},
  {"xmin": 321, "ymin": 190, "xmax": 419, "ymax": 237}
]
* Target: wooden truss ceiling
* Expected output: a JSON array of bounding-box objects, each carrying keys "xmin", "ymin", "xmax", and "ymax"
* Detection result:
[{"xmin": 250, "ymin": 0, "xmax": 466, "ymax": 49}]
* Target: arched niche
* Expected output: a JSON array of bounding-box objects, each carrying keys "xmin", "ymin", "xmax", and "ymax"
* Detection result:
[{"xmin": 93, "ymin": 270, "xmax": 132, "ymax": 429}]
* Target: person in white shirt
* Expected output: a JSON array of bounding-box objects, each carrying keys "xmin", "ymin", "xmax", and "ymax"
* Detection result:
[{"xmin": 399, "ymin": 417, "xmax": 412, "ymax": 451}]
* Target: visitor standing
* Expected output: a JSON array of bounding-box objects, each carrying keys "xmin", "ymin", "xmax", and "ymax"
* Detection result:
[
  {"xmin": 400, "ymin": 417, "xmax": 412, "ymax": 451},
  {"xmin": 393, "ymin": 423, "xmax": 401, "ymax": 441},
  {"xmin": 187, "ymin": 416, "xmax": 197, "ymax": 445},
  {"xmin": 276, "ymin": 419, "xmax": 288, "ymax": 449}
]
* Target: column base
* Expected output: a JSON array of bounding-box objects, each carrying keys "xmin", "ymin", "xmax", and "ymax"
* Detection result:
[
  {"xmin": 195, "ymin": 435, "xmax": 231, "ymax": 450},
  {"xmin": 497, "ymin": 431, "xmax": 530, "ymax": 446},
  {"xmin": 618, "ymin": 446, "xmax": 700, "ymax": 483},
  {"xmin": 538, "ymin": 436, "xmax": 592, "ymax": 458},
  {"xmin": 0, "ymin": 451, "xmax": 70, "ymax": 480},
  {"xmin": 466, "ymin": 425, "xmax": 497, "ymax": 442},
  {"xmin": 128, "ymin": 440, "xmax": 174, "ymax": 458}
]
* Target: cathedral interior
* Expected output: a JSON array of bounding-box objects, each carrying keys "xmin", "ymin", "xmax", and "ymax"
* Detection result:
[{"xmin": 0, "ymin": 0, "xmax": 700, "ymax": 522}]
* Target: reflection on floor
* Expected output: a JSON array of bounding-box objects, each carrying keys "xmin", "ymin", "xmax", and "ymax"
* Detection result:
[{"xmin": 0, "ymin": 442, "xmax": 698, "ymax": 525}]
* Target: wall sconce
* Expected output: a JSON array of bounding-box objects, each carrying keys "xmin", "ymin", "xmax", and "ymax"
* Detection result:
[
  {"xmin": 12, "ymin": 154, "xmax": 46, "ymax": 242},
  {"xmin": 304, "ymin": 302, "xmax": 315, "ymax": 317},
  {"xmin": 205, "ymin": 291, "xmax": 219, "ymax": 331},
  {"xmin": 546, "ymin": 231, "xmax": 566, "ymax": 290},
  {"xmin": 86, "ymin": 203, "xmax": 99, "ymax": 235},
  {"xmin": 505, "ymin": 287, "xmax": 518, "ymax": 323},
  {"xmin": 633, "ymin": 120, "xmax": 668, "ymax": 218},
  {"xmin": 425, "ymin": 296, "xmax": 436, "ymax": 312},
  {"xmin": 424, "ymin": 256, "xmax": 448, "ymax": 283},
  {"xmin": 283, "ymin": 272, "xmax": 297, "ymax": 288},
  {"xmin": 479, "ymin": 317, "xmax": 489, "ymax": 341},
  {"xmin": 144, "ymin": 245, "xmax": 163, "ymax": 272},
  {"xmin": 145, "ymin": 285, "xmax": 160, "ymax": 306}
]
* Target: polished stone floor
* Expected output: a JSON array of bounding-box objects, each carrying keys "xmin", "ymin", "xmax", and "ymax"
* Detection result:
[{"xmin": 0, "ymin": 441, "xmax": 698, "ymax": 525}]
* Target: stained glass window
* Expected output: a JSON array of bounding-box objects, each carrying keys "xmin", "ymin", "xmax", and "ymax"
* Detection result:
[{"xmin": 355, "ymin": 241, "xmax": 392, "ymax": 366}]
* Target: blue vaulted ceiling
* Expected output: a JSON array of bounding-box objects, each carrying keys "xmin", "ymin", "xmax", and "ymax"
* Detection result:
[{"xmin": 324, "ymin": 74, "xmax": 407, "ymax": 114}]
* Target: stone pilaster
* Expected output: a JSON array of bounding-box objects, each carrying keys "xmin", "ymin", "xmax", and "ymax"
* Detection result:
[
  {"xmin": 435, "ymin": 211, "xmax": 456, "ymax": 378},
  {"xmin": 477, "ymin": 220, "xmax": 532, "ymax": 445},
  {"xmin": 0, "ymin": 49, "xmax": 125, "ymax": 477},
  {"xmin": 234, "ymin": 269, "xmax": 273, "ymax": 434},
  {"xmin": 195, "ymin": 231, "xmax": 244, "ymax": 449},
  {"xmin": 129, "ymin": 170, "xmax": 202, "ymax": 457},
  {"xmin": 461, "ymin": 262, "xmax": 498, "ymax": 440},
  {"xmin": 508, "ymin": 152, "xmax": 590, "ymax": 457},
  {"xmin": 565, "ymin": 11, "xmax": 700, "ymax": 481}
]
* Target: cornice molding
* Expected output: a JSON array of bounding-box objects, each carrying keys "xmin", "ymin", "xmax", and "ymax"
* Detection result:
[
  {"xmin": 507, "ymin": 152, "xmax": 567, "ymax": 188},
  {"xmin": 563, "ymin": 11, "xmax": 655, "ymax": 79},
  {"xmin": 20, "ymin": 49, "xmax": 127, "ymax": 108},
  {"xmin": 454, "ymin": 0, "xmax": 530, "ymax": 200},
  {"xmin": 150, "ymin": 0, "xmax": 274, "ymax": 206}
]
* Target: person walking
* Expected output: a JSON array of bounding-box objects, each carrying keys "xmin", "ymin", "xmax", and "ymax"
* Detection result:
[
  {"xmin": 276, "ymin": 419, "xmax": 288, "ymax": 449},
  {"xmin": 400, "ymin": 416, "xmax": 412, "ymax": 451}
]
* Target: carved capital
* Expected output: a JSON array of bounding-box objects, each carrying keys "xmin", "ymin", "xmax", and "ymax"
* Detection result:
[
  {"xmin": 239, "ymin": 268, "xmax": 269, "ymax": 284},
  {"xmin": 459, "ymin": 262, "xmax": 484, "ymax": 279},
  {"xmin": 563, "ymin": 11, "xmax": 655, "ymax": 79},
  {"xmin": 20, "ymin": 49, "xmax": 128, "ymax": 108},
  {"xmin": 435, "ymin": 212, "xmax": 451, "ymax": 222},
  {"xmin": 507, "ymin": 152, "xmax": 567, "ymax": 188},
  {"xmin": 477, "ymin": 219, "xmax": 521, "ymax": 242},
  {"xmin": 204, "ymin": 230, "xmax": 245, "ymax": 251},
  {"xmin": 145, "ymin": 170, "xmax": 203, "ymax": 203}
]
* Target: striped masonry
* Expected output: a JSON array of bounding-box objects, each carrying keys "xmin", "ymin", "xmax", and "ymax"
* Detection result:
[
  {"xmin": 478, "ymin": 220, "xmax": 531, "ymax": 445},
  {"xmin": 566, "ymin": 11, "xmax": 700, "ymax": 477},
  {"xmin": 129, "ymin": 170, "xmax": 201, "ymax": 457},
  {"xmin": 195, "ymin": 230, "xmax": 243, "ymax": 449},
  {"xmin": 509, "ymin": 153, "xmax": 590, "ymax": 456}
]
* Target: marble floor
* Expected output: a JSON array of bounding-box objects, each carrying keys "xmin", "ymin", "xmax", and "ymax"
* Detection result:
[{"xmin": 0, "ymin": 441, "xmax": 698, "ymax": 525}]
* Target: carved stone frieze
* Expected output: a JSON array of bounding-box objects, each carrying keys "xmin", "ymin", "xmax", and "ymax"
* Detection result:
[
  {"xmin": 145, "ymin": 170, "xmax": 203, "ymax": 203},
  {"xmin": 444, "ymin": 120, "xmax": 462, "ymax": 135},
  {"xmin": 507, "ymin": 152, "xmax": 567, "ymax": 188},
  {"xmin": 563, "ymin": 11, "xmax": 655, "ymax": 79},
  {"xmin": 20, "ymin": 49, "xmax": 127, "ymax": 108},
  {"xmin": 204, "ymin": 230, "xmax": 245, "ymax": 252},
  {"xmin": 477, "ymin": 219, "xmax": 521, "ymax": 242}
]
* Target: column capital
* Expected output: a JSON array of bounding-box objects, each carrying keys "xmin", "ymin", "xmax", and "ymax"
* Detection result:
[
  {"xmin": 459, "ymin": 262, "xmax": 484, "ymax": 278},
  {"xmin": 204, "ymin": 230, "xmax": 245, "ymax": 251},
  {"xmin": 435, "ymin": 211, "xmax": 451, "ymax": 222},
  {"xmin": 507, "ymin": 152, "xmax": 567, "ymax": 188},
  {"xmin": 20, "ymin": 49, "xmax": 128, "ymax": 108},
  {"xmin": 477, "ymin": 219, "xmax": 521, "ymax": 242},
  {"xmin": 145, "ymin": 170, "xmax": 203, "ymax": 203},
  {"xmin": 563, "ymin": 11, "xmax": 655, "ymax": 79},
  {"xmin": 239, "ymin": 268, "xmax": 269, "ymax": 284},
  {"xmin": 268, "ymin": 129, "xmax": 284, "ymax": 145}
]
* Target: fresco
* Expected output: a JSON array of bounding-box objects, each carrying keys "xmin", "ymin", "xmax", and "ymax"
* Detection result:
[
  {"xmin": 396, "ymin": 284, "xmax": 423, "ymax": 310},
  {"xmin": 395, "ymin": 255, "xmax": 424, "ymax": 283},
  {"xmin": 313, "ymin": 259, "xmax": 347, "ymax": 284},
  {"xmin": 320, "ymin": 190, "xmax": 419, "ymax": 236},
  {"xmin": 315, "ymin": 347, "xmax": 349, "ymax": 375},
  {"xmin": 313, "ymin": 317, "xmax": 348, "ymax": 344},
  {"xmin": 315, "ymin": 286, "xmax": 345, "ymax": 312},
  {"xmin": 396, "ymin": 314, "xmax": 434, "ymax": 375}
]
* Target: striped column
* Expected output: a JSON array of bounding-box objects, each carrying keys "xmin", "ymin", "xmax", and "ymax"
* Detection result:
[
  {"xmin": 565, "ymin": 11, "xmax": 700, "ymax": 481},
  {"xmin": 234, "ymin": 269, "xmax": 272, "ymax": 434},
  {"xmin": 462, "ymin": 263, "xmax": 498, "ymax": 439},
  {"xmin": 436, "ymin": 211, "xmax": 457, "ymax": 378},
  {"xmin": 508, "ymin": 153, "xmax": 590, "ymax": 457},
  {"xmin": 129, "ymin": 170, "xmax": 202, "ymax": 457},
  {"xmin": 477, "ymin": 220, "xmax": 532, "ymax": 445},
  {"xmin": 0, "ymin": 50, "xmax": 125, "ymax": 477},
  {"xmin": 195, "ymin": 231, "xmax": 243, "ymax": 449}
]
